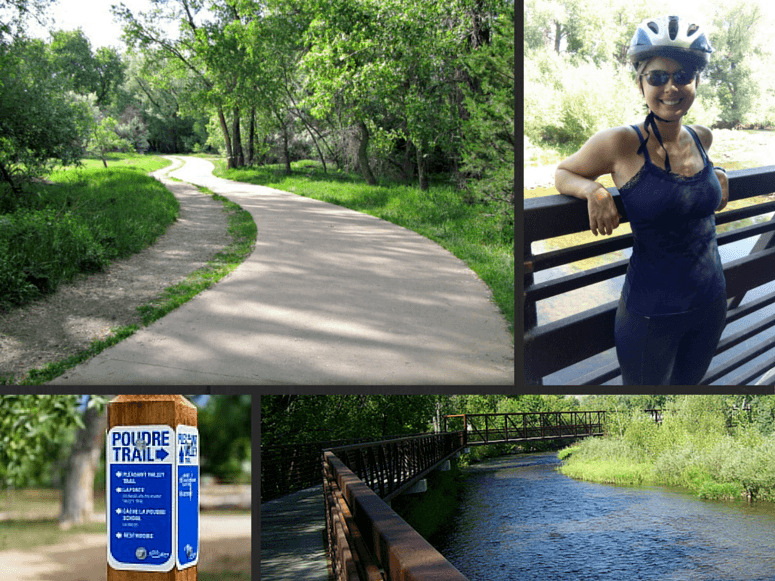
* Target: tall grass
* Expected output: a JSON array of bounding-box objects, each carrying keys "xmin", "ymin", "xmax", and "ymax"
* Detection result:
[
  {"xmin": 558, "ymin": 396, "xmax": 775, "ymax": 502},
  {"xmin": 1, "ymin": 156, "xmax": 176, "ymax": 311},
  {"xmin": 217, "ymin": 160, "xmax": 514, "ymax": 337}
]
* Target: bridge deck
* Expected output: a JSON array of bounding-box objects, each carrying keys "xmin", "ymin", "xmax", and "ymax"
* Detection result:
[{"xmin": 260, "ymin": 485, "xmax": 329, "ymax": 581}]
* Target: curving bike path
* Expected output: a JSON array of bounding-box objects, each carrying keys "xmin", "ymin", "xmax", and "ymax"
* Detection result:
[{"xmin": 50, "ymin": 157, "xmax": 514, "ymax": 385}]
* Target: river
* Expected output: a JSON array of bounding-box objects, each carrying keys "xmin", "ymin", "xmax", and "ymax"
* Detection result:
[{"xmin": 436, "ymin": 453, "xmax": 775, "ymax": 581}]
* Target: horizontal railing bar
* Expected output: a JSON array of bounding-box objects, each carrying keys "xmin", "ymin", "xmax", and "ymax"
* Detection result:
[
  {"xmin": 382, "ymin": 449, "xmax": 462, "ymax": 503},
  {"xmin": 525, "ymin": 260, "xmax": 627, "ymax": 302},
  {"xmin": 715, "ymin": 201, "xmax": 775, "ymax": 227},
  {"xmin": 701, "ymin": 331, "xmax": 775, "ymax": 384},
  {"xmin": 546, "ymin": 292, "xmax": 775, "ymax": 385},
  {"xmin": 528, "ymin": 215, "xmax": 775, "ymax": 277},
  {"xmin": 728, "ymin": 353, "xmax": 775, "ymax": 386},
  {"xmin": 526, "ymin": 246, "xmax": 775, "ymax": 380},
  {"xmin": 527, "ymin": 234, "xmax": 632, "ymax": 274},
  {"xmin": 716, "ymin": 310, "xmax": 775, "ymax": 357},
  {"xmin": 726, "ymin": 287, "xmax": 775, "ymax": 325},
  {"xmin": 566, "ymin": 361, "xmax": 621, "ymax": 385},
  {"xmin": 525, "ymin": 299, "xmax": 618, "ymax": 379},
  {"xmin": 725, "ymin": 245, "xmax": 775, "ymax": 298},
  {"xmin": 525, "ymin": 167, "xmax": 775, "ymax": 244}
]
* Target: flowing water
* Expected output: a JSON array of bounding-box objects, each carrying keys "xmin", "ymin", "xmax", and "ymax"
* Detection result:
[{"xmin": 436, "ymin": 453, "xmax": 775, "ymax": 581}]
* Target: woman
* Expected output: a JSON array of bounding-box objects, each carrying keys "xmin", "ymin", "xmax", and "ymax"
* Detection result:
[{"xmin": 555, "ymin": 15, "xmax": 729, "ymax": 385}]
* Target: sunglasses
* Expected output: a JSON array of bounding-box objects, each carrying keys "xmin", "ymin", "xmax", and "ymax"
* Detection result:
[{"xmin": 639, "ymin": 70, "xmax": 696, "ymax": 87}]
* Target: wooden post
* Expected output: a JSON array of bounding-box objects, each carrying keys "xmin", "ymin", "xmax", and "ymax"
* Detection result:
[{"xmin": 107, "ymin": 395, "xmax": 198, "ymax": 581}]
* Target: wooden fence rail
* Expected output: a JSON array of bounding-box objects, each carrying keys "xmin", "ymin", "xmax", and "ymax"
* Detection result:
[{"xmin": 524, "ymin": 165, "xmax": 775, "ymax": 385}]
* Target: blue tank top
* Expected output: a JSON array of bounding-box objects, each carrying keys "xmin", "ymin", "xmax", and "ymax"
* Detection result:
[{"xmin": 619, "ymin": 125, "xmax": 726, "ymax": 316}]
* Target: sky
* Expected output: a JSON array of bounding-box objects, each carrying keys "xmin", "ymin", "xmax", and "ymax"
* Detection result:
[{"xmin": 25, "ymin": 0, "xmax": 180, "ymax": 50}]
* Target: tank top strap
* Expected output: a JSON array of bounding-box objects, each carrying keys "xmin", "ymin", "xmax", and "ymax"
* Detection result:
[
  {"xmin": 684, "ymin": 126, "xmax": 709, "ymax": 165},
  {"xmin": 631, "ymin": 125, "xmax": 651, "ymax": 163}
]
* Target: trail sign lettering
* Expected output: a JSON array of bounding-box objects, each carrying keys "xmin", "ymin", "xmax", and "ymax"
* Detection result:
[
  {"xmin": 107, "ymin": 425, "xmax": 175, "ymax": 572},
  {"xmin": 176, "ymin": 425, "xmax": 200, "ymax": 569}
]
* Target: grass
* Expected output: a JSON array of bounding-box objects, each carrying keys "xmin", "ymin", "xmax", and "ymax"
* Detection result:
[
  {"xmin": 215, "ymin": 159, "xmax": 514, "ymax": 338},
  {"xmin": 1, "ymin": 154, "xmax": 177, "ymax": 310},
  {"xmin": 2, "ymin": 162, "xmax": 257, "ymax": 385}
]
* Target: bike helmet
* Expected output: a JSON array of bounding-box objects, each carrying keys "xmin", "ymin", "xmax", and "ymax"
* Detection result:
[{"xmin": 627, "ymin": 15, "xmax": 713, "ymax": 72}]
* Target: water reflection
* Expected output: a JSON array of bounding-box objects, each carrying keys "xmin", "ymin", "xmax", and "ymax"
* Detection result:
[{"xmin": 437, "ymin": 453, "xmax": 775, "ymax": 581}]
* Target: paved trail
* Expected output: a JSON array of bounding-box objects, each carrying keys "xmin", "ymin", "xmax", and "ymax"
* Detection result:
[{"xmin": 50, "ymin": 157, "xmax": 514, "ymax": 385}]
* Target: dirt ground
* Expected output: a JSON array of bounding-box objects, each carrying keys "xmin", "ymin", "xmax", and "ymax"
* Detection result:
[
  {"xmin": 0, "ymin": 157, "xmax": 233, "ymax": 383},
  {"xmin": 0, "ymin": 513, "xmax": 251, "ymax": 581}
]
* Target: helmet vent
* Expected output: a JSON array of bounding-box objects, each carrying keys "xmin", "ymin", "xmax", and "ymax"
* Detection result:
[
  {"xmin": 668, "ymin": 17, "xmax": 679, "ymax": 40},
  {"xmin": 648, "ymin": 21, "xmax": 659, "ymax": 34},
  {"xmin": 688, "ymin": 24, "xmax": 699, "ymax": 36}
]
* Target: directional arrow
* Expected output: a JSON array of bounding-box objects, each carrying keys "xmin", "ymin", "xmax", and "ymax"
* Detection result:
[{"xmin": 156, "ymin": 448, "xmax": 169, "ymax": 461}]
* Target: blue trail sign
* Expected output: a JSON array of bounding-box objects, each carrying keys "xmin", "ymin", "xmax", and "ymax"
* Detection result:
[
  {"xmin": 176, "ymin": 424, "xmax": 200, "ymax": 569},
  {"xmin": 107, "ymin": 425, "xmax": 175, "ymax": 572}
]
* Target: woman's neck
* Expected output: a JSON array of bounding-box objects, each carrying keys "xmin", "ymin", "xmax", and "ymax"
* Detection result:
[{"xmin": 651, "ymin": 114, "xmax": 683, "ymax": 143}]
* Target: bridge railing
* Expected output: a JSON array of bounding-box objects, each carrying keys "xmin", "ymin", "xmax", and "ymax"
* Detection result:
[
  {"xmin": 322, "ymin": 433, "xmax": 468, "ymax": 581},
  {"xmin": 443, "ymin": 411, "xmax": 606, "ymax": 444},
  {"xmin": 262, "ymin": 435, "xmax": 421, "ymax": 502},
  {"xmin": 524, "ymin": 166, "xmax": 775, "ymax": 385}
]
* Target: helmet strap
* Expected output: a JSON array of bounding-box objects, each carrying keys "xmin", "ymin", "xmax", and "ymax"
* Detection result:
[{"xmin": 639, "ymin": 110, "xmax": 675, "ymax": 173}]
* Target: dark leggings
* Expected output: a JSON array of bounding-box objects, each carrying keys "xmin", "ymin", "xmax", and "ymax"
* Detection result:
[{"xmin": 615, "ymin": 292, "xmax": 727, "ymax": 385}]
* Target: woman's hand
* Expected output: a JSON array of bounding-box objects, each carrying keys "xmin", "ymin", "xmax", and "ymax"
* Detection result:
[
  {"xmin": 587, "ymin": 186, "xmax": 621, "ymax": 236},
  {"xmin": 715, "ymin": 169, "xmax": 729, "ymax": 212}
]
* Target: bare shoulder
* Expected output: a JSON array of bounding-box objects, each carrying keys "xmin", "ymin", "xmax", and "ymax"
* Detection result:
[
  {"xmin": 557, "ymin": 126, "xmax": 638, "ymax": 179},
  {"xmin": 689, "ymin": 124, "xmax": 713, "ymax": 151}
]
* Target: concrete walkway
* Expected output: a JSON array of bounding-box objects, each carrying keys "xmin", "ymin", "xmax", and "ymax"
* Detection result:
[
  {"xmin": 261, "ymin": 486, "xmax": 329, "ymax": 581},
  {"xmin": 49, "ymin": 156, "xmax": 514, "ymax": 385}
]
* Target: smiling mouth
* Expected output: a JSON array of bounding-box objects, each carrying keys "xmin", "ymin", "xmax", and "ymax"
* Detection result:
[{"xmin": 660, "ymin": 99, "xmax": 683, "ymax": 106}]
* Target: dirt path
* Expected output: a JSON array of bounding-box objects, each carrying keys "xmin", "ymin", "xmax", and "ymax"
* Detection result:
[
  {"xmin": 0, "ymin": 157, "xmax": 232, "ymax": 382},
  {"xmin": 0, "ymin": 514, "xmax": 250, "ymax": 581}
]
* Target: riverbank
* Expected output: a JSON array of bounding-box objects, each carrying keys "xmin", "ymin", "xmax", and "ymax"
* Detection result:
[{"xmin": 557, "ymin": 407, "xmax": 775, "ymax": 504}]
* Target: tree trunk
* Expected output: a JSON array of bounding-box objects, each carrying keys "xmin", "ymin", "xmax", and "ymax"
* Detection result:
[
  {"xmin": 248, "ymin": 107, "xmax": 256, "ymax": 166},
  {"xmin": 357, "ymin": 121, "xmax": 377, "ymax": 185},
  {"xmin": 218, "ymin": 107, "xmax": 234, "ymax": 169},
  {"xmin": 403, "ymin": 138, "xmax": 415, "ymax": 184},
  {"xmin": 416, "ymin": 140, "xmax": 429, "ymax": 191},
  {"xmin": 554, "ymin": 21, "xmax": 562, "ymax": 54},
  {"xmin": 232, "ymin": 106, "xmax": 245, "ymax": 168},
  {"xmin": 59, "ymin": 402, "xmax": 108, "ymax": 528},
  {"xmin": 282, "ymin": 120, "xmax": 292, "ymax": 175},
  {"xmin": 0, "ymin": 160, "xmax": 20, "ymax": 197}
]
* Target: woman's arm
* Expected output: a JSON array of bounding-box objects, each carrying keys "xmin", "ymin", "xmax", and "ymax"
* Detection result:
[
  {"xmin": 690, "ymin": 125, "xmax": 728, "ymax": 211},
  {"xmin": 555, "ymin": 128, "xmax": 626, "ymax": 236}
]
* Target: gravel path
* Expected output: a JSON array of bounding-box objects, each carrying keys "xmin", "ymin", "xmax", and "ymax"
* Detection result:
[
  {"xmin": 0, "ymin": 513, "xmax": 250, "ymax": 581},
  {"xmin": 0, "ymin": 157, "xmax": 233, "ymax": 382}
]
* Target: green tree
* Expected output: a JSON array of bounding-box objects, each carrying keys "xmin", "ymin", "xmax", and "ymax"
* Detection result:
[
  {"xmin": 0, "ymin": 395, "xmax": 84, "ymax": 488},
  {"xmin": 460, "ymin": 1, "xmax": 514, "ymax": 230},
  {"xmin": 706, "ymin": 1, "xmax": 766, "ymax": 127},
  {"xmin": 0, "ymin": 37, "xmax": 92, "ymax": 203},
  {"xmin": 198, "ymin": 395, "xmax": 251, "ymax": 483}
]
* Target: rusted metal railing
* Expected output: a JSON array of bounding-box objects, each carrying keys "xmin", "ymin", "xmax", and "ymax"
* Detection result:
[
  {"xmin": 262, "ymin": 435, "xmax": 415, "ymax": 502},
  {"xmin": 443, "ymin": 411, "xmax": 606, "ymax": 445},
  {"xmin": 322, "ymin": 433, "xmax": 468, "ymax": 581}
]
